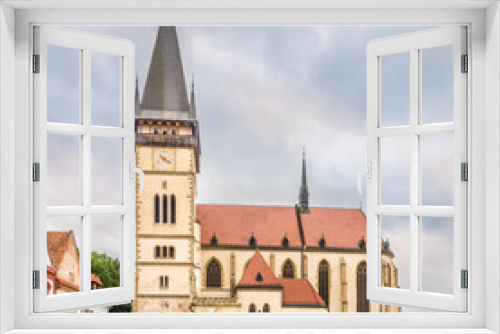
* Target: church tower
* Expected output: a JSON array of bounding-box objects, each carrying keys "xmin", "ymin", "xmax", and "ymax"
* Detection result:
[{"xmin": 133, "ymin": 27, "xmax": 201, "ymax": 312}]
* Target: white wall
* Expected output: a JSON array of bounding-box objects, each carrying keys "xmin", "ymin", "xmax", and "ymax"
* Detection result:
[
  {"xmin": 485, "ymin": 3, "xmax": 500, "ymax": 333},
  {"xmin": 0, "ymin": 2, "xmax": 16, "ymax": 333}
]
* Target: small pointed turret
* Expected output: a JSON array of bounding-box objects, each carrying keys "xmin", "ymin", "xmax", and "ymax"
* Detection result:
[
  {"xmin": 141, "ymin": 26, "xmax": 189, "ymax": 113},
  {"xmin": 299, "ymin": 148, "xmax": 309, "ymax": 213},
  {"xmin": 135, "ymin": 75, "xmax": 141, "ymax": 116},
  {"xmin": 189, "ymin": 75, "xmax": 197, "ymax": 120}
]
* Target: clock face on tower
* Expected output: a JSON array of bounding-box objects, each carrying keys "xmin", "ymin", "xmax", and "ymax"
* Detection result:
[{"xmin": 153, "ymin": 149, "xmax": 175, "ymax": 171}]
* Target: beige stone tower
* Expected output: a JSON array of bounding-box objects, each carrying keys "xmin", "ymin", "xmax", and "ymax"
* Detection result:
[{"xmin": 133, "ymin": 27, "xmax": 201, "ymax": 313}]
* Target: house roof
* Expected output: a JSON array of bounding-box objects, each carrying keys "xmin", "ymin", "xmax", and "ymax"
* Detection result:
[
  {"xmin": 279, "ymin": 278, "xmax": 326, "ymax": 307},
  {"xmin": 198, "ymin": 204, "xmax": 303, "ymax": 248},
  {"xmin": 237, "ymin": 252, "xmax": 281, "ymax": 287},
  {"xmin": 197, "ymin": 204, "xmax": 366, "ymax": 250},
  {"xmin": 47, "ymin": 231, "xmax": 78, "ymax": 271},
  {"xmin": 237, "ymin": 252, "xmax": 326, "ymax": 308}
]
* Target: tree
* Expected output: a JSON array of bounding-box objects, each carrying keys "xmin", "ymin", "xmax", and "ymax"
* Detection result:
[{"xmin": 91, "ymin": 252, "xmax": 131, "ymax": 313}]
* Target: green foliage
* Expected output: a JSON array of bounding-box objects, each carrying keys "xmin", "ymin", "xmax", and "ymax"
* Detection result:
[
  {"xmin": 109, "ymin": 303, "xmax": 132, "ymax": 313},
  {"xmin": 90, "ymin": 252, "xmax": 132, "ymax": 312},
  {"xmin": 91, "ymin": 252, "xmax": 120, "ymax": 289}
]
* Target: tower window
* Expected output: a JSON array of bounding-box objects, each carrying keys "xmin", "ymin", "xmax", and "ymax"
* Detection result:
[
  {"xmin": 169, "ymin": 246, "xmax": 175, "ymax": 259},
  {"xmin": 160, "ymin": 275, "xmax": 169, "ymax": 288},
  {"xmin": 162, "ymin": 195, "xmax": 168, "ymax": 224},
  {"xmin": 170, "ymin": 195, "xmax": 176, "ymax": 224},
  {"xmin": 162, "ymin": 246, "xmax": 168, "ymax": 258},
  {"xmin": 155, "ymin": 246, "xmax": 160, "ymax": 258},
  {"xmin": 154, "ymin": 194, "xmax": 160, "ymax": 223}
]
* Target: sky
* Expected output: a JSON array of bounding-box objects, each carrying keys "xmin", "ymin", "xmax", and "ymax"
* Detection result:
[{"xmin": 46, "ymin": 25, "xmax": 455, "ymax": 308}]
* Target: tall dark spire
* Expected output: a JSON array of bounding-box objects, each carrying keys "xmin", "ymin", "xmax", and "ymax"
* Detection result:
[
  {"xmin": 135, "ymin": 74, "xmax": 141, "ymax": 116},
  {"xmin": 299, "ymin": 148, "xmax": 309, "ymax": 213},
  {"xmin": 141, "ymin": 26, "xmax": 189, "ymax": 113},
  {"xmin": 189, "ymin": 75, "xmax": 197, "ymax": 119}
]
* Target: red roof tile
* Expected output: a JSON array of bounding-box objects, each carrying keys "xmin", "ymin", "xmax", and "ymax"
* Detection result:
[
  {"xmin": 198, "ymin": 204, "xmax": 302, "ymax": 247},
  {"xmin": 278, "ymin": 278, "xmax": 326, "ymax": 306},
  {"xmin": 238, "ymin": 252, "xmax": 280, "ymax": 287},
  {"xmin": 300, "ymin": 207, "xmax": 366, "ymax": 248}
]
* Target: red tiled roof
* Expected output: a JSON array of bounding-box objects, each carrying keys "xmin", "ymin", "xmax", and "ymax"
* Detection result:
[
  {"xmin": 197, "ymin": 204, "xmax": 366, "ymax": 249},
  {"xmin": 300, "ymin": 207, "xmax": 366, "ymax": 248},
  {"xmin": 47, "ymin": 231, "xmax": 77, "ymax": 271},
  {"xmin": 198, "ymin": 204, "xmax": 302, "ymax": 247},
  {"xmin": 91, "ymin": 274, "xmax": 102, "ymax": 286},
  {"xmin": 57, "ymin": 277, "xmax": 79, "ymax": 292},
  {"xmin": 237, "ymin": 252, "xmax": 280, "ymax": 287},
  {"xmin": 279, "ymin": 278, "xmax": 326, "ymax": 306}
]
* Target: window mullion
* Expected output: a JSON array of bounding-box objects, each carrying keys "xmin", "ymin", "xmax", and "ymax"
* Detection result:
[
  {"xmin": 409, "ymin": 47, "xmax": 419, "ymax": 295},
  {"xmin": 81, "ymin": 47, "xmax": 92, "ymax": 295}
]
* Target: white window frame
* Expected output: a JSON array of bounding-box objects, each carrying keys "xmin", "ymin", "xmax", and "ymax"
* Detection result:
[
  {"xmin": 366, "ymin": 26, "xmax": 467, "ymax": 312},
  {"xmin": 32, "ymin": 26, "xmax": 136, "ymax": 313},
  {"xmin": 0, "ymin": 2, "xmax": 499, "ymax": 333}
]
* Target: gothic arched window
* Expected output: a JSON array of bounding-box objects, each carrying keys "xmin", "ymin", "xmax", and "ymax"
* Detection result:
[
  {"xmin": 162, "ymin": 195, "xmax": 168, "ymax": 223},
  {"xmin": 154, "ymin": 194, "xmax": 160, "ymax": 223},
  {"xmin": 357, "ymin": 261, "xmax": 369, "ymax": 312},
  {"xmin": 155, "ymin": 246, "xmax": 160, "ymax": 258},
  {"xmin": 318, "ymin": 260, "xmax": 330, "ymax": 306},
  {"xmin": 263, "ymin": 303, "xmax": 270, "ymax": 313},
  {"xmin": 162, "ymin": 246, "xmax": 167, "ymax": 258},
  {"xmin": 282, "ymin": 259, "xmax": 295, "ymax": 278},
  {"xmin": 169, "ymin": 246, "xmax": 175, "ymax": 259},
  {"xmin": 249, "ymin": 303, "xmax": 256, "ymax": 313},
  {"xmin": 206, "ymin": 258, "xmax": 222, "ymax": 288},
  {"xmin": 170, "ymin": 195, "xmax": 176, "ymax": 224}
]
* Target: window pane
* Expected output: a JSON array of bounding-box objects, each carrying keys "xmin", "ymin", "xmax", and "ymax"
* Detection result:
[
  {"xmin": 91, "ymin": 52, "xmax": 121, "ymax": 127},
  {"xmin": 420, "ymin": 217, "xmax": 454, "ymax": 295},
  {"xmin": 47, "ymin": 216, "xmax": 82, "ymax": 295},
  {"xmin": 91, "ymin": 137, "xmax": 122, "ymax": 205},
  {"xmin": 421, "ymin": 133, "xmax": 454, "ymax": 206},
  {"xmin": 380, "ymin": 52, "xmax": 410, "ymax": 127},
  {"xmin": 381, "ymin": 136, "xmax": 410, "ymax": 205},
  {"xmin": 380, "ymin": 215, "xmax": 410, "ymax": 290},
  {"xmin": 91, "ymin": 215, "xmax": 122, "ymax": 290},
  {"xmin": 47, "ymin": 133, "xmax": 81, "ymax": 206},
  {"xmin": 421, "ymin": 45, "xmax": 454, "ymax": 124},
  {"xmin": 47, "ymin": 45, "xmax": 80, "ymax": 124}
]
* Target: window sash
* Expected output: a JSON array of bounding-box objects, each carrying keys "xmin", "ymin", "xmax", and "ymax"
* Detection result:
[
  {"xmin": 32, "ymin": 26, "xmax": 136, "ymax": 313},
  {"xmin": 366, "ymin": 26, "xmax": 468, "ymax": 312}
]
